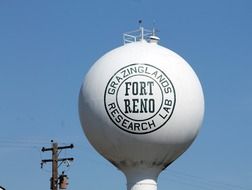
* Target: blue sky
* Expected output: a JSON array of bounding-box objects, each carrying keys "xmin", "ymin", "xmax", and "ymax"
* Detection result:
[{"xmin": 0, "ymin": 0, "xmax": 251, "ymax": 189}]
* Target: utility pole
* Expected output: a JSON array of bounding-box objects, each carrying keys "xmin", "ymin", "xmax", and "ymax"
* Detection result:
[{"xmin": 41, "ymin": 140, "xmax": 74, "ymax": 190}]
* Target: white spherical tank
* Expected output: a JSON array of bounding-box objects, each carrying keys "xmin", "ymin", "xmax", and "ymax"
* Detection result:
[{"xmin": 79, "ymin": 29, "xmax": 204, "ymax": 190}]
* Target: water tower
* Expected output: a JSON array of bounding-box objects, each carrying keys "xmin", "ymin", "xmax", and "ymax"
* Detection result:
[{"xmin": 79, "ymin": 26, "xmax": 204, "ymax": 190}]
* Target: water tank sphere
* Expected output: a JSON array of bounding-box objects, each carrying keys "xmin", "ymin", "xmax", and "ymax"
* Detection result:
[{"xmin": 79, "ymin": 29, "xmax": 204, "ymax": 190}]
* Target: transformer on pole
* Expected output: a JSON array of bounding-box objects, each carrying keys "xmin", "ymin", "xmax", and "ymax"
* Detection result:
[{"xmin": 41, "ymin": 140, "xmax": 74, "ymax": 190}]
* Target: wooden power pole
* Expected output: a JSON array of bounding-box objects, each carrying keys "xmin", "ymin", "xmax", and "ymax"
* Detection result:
[{"xmin": 41, "ymin": 141, "xmax": 74, "ymax": 190}]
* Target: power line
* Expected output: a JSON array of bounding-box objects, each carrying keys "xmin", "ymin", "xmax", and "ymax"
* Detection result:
[{"xmin": 165, "ymin": 169, "xmax": 251, "ymax": 190}]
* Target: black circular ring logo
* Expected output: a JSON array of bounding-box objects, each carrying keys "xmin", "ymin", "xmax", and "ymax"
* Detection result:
[{"xmin": 104, "ymin": 63, "xmax": 176, "ymax": 134}]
